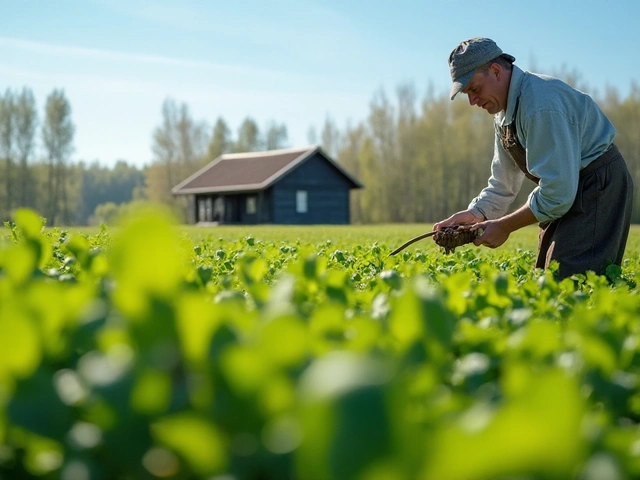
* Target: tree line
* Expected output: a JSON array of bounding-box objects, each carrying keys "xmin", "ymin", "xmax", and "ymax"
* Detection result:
[
  {"xmin": 336, "ymin": 78, "xmax": 640, "ymax": 225},
  {"xmin": 0, "ymin": 87, "xmax": 74, "ymax": 225},
  {"xmin": 0, "ymin": 87, "xmax": 142, "ymax": 226},
  {"xmin": 1, "ymin": 74, "xmax": 640, "ymax": 226},
  {"xmin": 0, "ymin": 91, "xmax": 289, "ymax": 225},
  {"xmin": 143, "ymin": 99, "xmax": 289, "ymax": 218}
]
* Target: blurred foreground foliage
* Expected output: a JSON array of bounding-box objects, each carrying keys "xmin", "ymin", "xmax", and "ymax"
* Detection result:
[{"xmin": 2, "ymin": 208, "xmax": 640, "ymax": 479}]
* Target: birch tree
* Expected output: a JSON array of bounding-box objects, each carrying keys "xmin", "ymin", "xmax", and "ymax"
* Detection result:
[
  {"xmin": 42, "ymin": 89, "xmax": 74, "ymax": 225},
  {"xmin": 0, "ymin": 89, "xmax": 15, "ymax": 216},
  {"xmin": 264, "ymin": 121, "xmax": 288, "ymax": 150},
  {"xmin": 147, "ymin": 98, "xmax": 209, "ymax": 217},
  {"xmin": 235, "ymin": 117, "xmax": 261, "ymax": 152},
  {"xmin": 14, "ymin": 87, "xmax": 38, "ymax": 208},
  {"xmin": 206, "ymin": 117, "xmax": 232, "ymax": 161}
]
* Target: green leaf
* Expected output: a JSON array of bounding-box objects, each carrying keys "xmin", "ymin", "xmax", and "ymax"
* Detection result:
[
  {"xmin": 259, "ymin": 315, "xmax": 308, "ymax": 367},
  {"xmin": 221, "ymin": 345, "xmax": 269, "ymax": 396},
  {"xmin": 380, "ymin": 270, "xmax": 402, "ymax": 290},
  {"xmin": 152, "ymin": 413, "xmax": 226, "ymax": 476},
  {"xmin": 241, "ymin": 256, "xmax": 269, "ymax": 284},
  {"xmin": 423, "ymin": 368, "xmax": 586, "ymax": 480},
  {"xmin": 13, "ymin": 209, "xmax": 44, "ymax": 239},
  {"xmin": 1, "ymin": 245, "xmax": 38, "ymax": 285},
  {"xmin": 130, "ymin": 369, "xmax": 172, "ymax": 415},
  {"xmin": 109, "ymin": 209, "xmax": 186, "ymax": 314},
  {"xmin": 298, "ymin": 353, "xmax": 393, "ymax": 480},
  {"xmin": 0, "ymin": 305, "xmax": 41, "ymax": 378}
]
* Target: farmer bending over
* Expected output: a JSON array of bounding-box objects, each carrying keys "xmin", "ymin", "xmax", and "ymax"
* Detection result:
[{"xmin": 434, "ymin": 37, "xmax": 634, "ymax": 279}]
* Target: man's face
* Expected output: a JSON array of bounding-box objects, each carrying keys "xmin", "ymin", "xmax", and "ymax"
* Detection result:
[{"xmin": 461, "ymin": 64, "xmax": 508, "ymax": 114}]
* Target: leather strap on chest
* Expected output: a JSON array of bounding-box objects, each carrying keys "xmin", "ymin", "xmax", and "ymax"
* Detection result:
[{"xmin": 499, "ymin": 101, "xmax": 540, "ymax": 185}]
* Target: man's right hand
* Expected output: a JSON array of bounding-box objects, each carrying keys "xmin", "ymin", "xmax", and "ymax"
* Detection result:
[{"xmin": 433, "ymin": 210, "xmax": 484, "ymax": 231}]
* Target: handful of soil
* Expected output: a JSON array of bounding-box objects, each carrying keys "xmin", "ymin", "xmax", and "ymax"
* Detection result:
[
  {"xmin": 433, "ymin": 225, "xmax": 480, "ymax": 254},
  {"xmin": 389, "ymin": 224, "xmax": 481, "ymax": 256}
]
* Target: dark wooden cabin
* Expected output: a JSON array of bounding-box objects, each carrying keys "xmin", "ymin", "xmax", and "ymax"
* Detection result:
[{"xmin": 172, "ymin": 146, "xmax": 363, "ymax": 225}]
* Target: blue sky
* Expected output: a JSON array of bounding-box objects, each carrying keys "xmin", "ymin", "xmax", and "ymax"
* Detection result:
[{"xmin": 1, "ymin": 0, "xmax": 638, "ymax": 168}]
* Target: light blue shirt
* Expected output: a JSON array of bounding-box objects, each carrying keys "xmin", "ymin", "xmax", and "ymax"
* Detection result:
[{"xmin": 468, "ymin": 65, "xmax": 616, "ymax": 223}]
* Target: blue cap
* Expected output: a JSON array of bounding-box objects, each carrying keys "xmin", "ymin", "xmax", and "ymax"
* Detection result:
[{"xmin": 449, "ymin": 38, "xmax": 515, "ymax": 100}]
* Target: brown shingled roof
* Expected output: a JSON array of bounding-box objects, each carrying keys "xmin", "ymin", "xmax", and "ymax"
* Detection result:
[{"xmin": 172, "ymin": 146, "xmax": 361, "ymax": 195}]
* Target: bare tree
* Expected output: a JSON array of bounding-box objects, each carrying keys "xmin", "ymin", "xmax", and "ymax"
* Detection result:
[
  {"xmin": 320, "ymin": 115, "xmax": 341, "ymax": 158},
  {"xmin": 396, "ymin": 83, "xmax": 418, "ymax": 221},
  {"xmin": 264, "ymin": 121, "xmax": 288, "ymax": 150},
  {"xmin": 235, "ymin": 117, "xmax": 261, "ymax": 152},
  {"xmin": 604, "ymin": 81, "xmax": 640, "ymax": 222},
  {"xmin": 151, "ymin": 98, "xmax": 179, "ymax": 204},
  {"xmin": 177, "ymin": 103, "xmax": 208, "ymax": 174},
  {"xmin": 206, "ymin": 117, "xmax": 233, "ymax": 161},
  {"xmin": 336, "ymin": 123, "xmax": 366, "ymax": 223},
  {"xmin": 307, "ymin": 125, "xmax": 318, "ymax": 145},
  {"xmin": 147, "ymin": 98, "xmax": 209, "ymax": 217},
  {"xmin": 0, "ymin": 89, "xmax": 15, "ymax": 215},
  {"xmin": 357, "ymin": 137, "xmax": 383, "ymax": 223},
  {"xmin": 42, "ymin": 89, "xmax": 74, "ymax": 225},
  {"xmin": 368, "ymin": 88, "xmax": 397, "ymax": 222},
  {"xmin": 14, "ymin": 87, "xmax": 38, "ymax": 208}
]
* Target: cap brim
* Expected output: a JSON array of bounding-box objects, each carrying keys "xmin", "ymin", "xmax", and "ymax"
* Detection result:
[{"xmin": 450, "ymin": 69, "xmax": 476, "ymax": 100}]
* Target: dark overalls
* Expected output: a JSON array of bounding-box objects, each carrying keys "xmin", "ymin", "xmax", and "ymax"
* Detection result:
[{"xmin": 499, "ymin": 108, "xmax": 634, "ymax": 279}]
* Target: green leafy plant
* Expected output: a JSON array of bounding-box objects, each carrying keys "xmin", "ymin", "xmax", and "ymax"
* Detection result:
[{"xmin": 2, "ymin": 209, "xmax": 640, "ymax": 479}]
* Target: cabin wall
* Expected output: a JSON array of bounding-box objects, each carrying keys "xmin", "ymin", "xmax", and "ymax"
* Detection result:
[{"xmin": 271, "ymin": 152, "xmax": 352, "ymax": 224}]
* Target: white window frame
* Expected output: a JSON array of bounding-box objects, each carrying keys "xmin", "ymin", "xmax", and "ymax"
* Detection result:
[
  {"xmin": 213, "ymin": 197, "xmax": 224, "ymax": 221},
  {"xmin": 296, "ymin": 190, "xmax": 308, "ymax": 213},
  {"xmin": 246, "ymin": 196, "xmax": 257, "ymax": 215},
  {"xmin": 198, "ymin": 198, "xmax": 207, "ymax": 222}
]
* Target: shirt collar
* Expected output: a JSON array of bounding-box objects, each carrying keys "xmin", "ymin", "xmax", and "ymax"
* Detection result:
[{"xmin": 499, "ymin": 64, "xmax": 525, "ymax": 126}]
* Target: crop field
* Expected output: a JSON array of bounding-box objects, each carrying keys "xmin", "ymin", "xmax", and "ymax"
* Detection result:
[{"xmin": 3, "ymin": 208, "xmax": 640, "ymax": 479}]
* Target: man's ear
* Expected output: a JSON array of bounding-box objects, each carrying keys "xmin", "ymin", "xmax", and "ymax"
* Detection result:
[{"xmin": 490, "ymin": 62, "xmax": 501, "ymax": 80}]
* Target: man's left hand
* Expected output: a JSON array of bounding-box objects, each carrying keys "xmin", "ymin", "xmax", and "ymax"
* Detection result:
[{"xmin": 471, "ymin": 220, "xmax": 510, "ymax": 249}]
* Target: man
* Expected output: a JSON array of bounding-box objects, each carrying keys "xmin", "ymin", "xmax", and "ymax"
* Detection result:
[{"xmin": 434, "ymin": 37, "xmax": 634, "ymax": 279}]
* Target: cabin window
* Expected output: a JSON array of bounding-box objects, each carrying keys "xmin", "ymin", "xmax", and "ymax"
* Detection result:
[
  {"xmin": 198, "ymin": 198, "xmax": 207, "ymax": 222},
  {"xmin": 296, "ymin": 190, "xmax": 308, "ymax": 213},
  {"xmin": 246, "ymin": 196, "xmax": 257, "ymax": 214},
  {"xmin": 206, "ymin": 197, "xmax": 213, "ymax": 221},
  {"xmin": 199, "ymin": 197, "xmax": 213, "ymax": 222},
  {"xmin": 213, "ymin": 197, "xmax": 224, "ymax": 222}
]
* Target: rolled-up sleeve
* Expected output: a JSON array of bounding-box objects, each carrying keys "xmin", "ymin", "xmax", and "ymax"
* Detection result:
[
  {"xmin": 524, "ymin": 109, "xmax": 581, "ymax": 223},
  {"xmin": 468, "ymin": 132, "xmax": 525, "ymax": 220}
]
